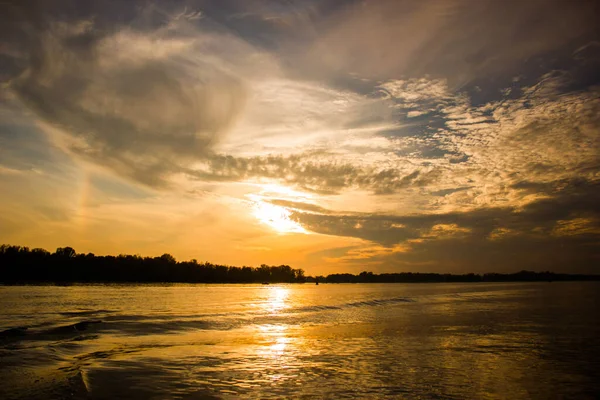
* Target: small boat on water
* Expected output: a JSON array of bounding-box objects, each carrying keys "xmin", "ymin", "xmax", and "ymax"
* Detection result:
[{"xmin": 261, "ymin": 282, "xmax": 270, "ymax": 285}]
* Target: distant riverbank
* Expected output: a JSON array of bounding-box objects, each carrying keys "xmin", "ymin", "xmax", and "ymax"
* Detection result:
[{"xmin": 2, "ymin": 244, "xmax": 599, "ymax": 284}]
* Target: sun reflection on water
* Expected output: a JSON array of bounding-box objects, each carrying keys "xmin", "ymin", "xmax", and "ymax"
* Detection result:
[
  {"xmin": 258, "ymin": 324, "xmax": 290, "ymax": 356},
  {"xmin": 264, "ymin": 287, "xmax": 290, "ymax": 314},
  {"xmin": 256, "ymin": 287, "xmax": 294, "ymax": 362}
]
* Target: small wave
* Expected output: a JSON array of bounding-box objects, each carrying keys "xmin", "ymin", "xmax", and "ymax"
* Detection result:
[
  {"xmin": 101, "ymin": 312, "xmax": 240, "ymax": 322},
  {"xmin": 59, "ymin": 309, "xmax": 113, "ymax": 317},
  {"xmin": 0, "ymin": 320, "xmax": 103, "ymax": 344},
  {"xmin": 1, "ymin": 317, "xmax": 237, "ymax": 344},
  {"xmin": 45, "ymin": 320, "xmax": 102, "ymax": 334},
  {"xmin": 0, "ymin": 326, "xmax": 29, "ymax": 338},
  {"xmin": 291, "ymin": 296, "xmax": 414, "ymax": 314},
  {"xmin": 346, "ymin": 297, "xmax": 415, "ymax": 307},
  {"xmin": 103, "ymin": 319, "xmax": 226, "ymax": 335}
]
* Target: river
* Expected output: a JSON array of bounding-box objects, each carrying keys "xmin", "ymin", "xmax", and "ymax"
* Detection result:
[{"xmin": 1, "ymin": 282, "xmax": 599, "ymax": 399}]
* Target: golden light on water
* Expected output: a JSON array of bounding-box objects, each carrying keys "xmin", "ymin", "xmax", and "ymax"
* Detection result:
[
  {"xmin": 270, "ymin": 336, "xmax": 289, "ymax": 354},
  {"xmin": 258, "ymin": 287, "xmax": 292, "ymax": 359},
  {"xmin": 258, "ymin": 324, "xmax": 290, "ymax": 356},
  {"xmin": 264, "ymin": 286, "xmax": 290, "ymax": 313}
]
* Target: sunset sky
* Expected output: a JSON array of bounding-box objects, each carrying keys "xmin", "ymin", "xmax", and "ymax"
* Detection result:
[{"xmin": 1, "ymin": 0, "xmax": 599, "ymax": 275}]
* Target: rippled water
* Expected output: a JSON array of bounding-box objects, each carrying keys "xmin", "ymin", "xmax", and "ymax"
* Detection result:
[{"xmin": 1, "ymin": 282, "xmax": 599, "ymax": 399}]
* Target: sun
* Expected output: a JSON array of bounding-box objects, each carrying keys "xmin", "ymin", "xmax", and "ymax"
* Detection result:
[{"xmin": 253, "ymin": 201, "xmax": 307, "ymax": 234}]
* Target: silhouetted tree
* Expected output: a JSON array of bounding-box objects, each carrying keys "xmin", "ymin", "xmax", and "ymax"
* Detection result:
[{"xmin": 56, "ymin": 247, "xmax": 76, "ymax": 258}]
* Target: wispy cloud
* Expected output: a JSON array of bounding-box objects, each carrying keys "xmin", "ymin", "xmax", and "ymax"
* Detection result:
[{"xmin": 7, "ymin": 12, "xmax": 255, "ymax": 187}]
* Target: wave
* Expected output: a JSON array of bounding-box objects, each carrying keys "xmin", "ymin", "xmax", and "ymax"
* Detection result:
[
  {"xmin": 1, "ymin": 296, "xmax": 415, "ymax": 343},
  {"xmin": 289, "ymin": 296, "xmax": 415, "ymax": 314},
  {"xmin": 0, "ymin": 320, "xmax": 103, "ymax": 343},
  {"xmin": 59, "ymin": 309, "xmax": 114, "ymax": 317},
  {"xmin": 0, "ymin": 326, "xmax": 29, "ymax": 338},
  {"xmin": 0, "ymin": 317, "xmax": 235, "ymax": 344},
  {"xmin": 47, "ymin": 320, "xmax": 103, "ymax": 334}
]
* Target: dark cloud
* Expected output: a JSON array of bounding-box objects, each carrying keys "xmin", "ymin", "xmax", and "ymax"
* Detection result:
[
  {"xmin": 291, "ymin": 206, "xmax": 507, "ymax": 245},
  {"xmin": 515, "ymin": 179, "xmax": 600, "ymax": 224},
  {"xmin": 290, "ymin": 178, "xmax": 600, "ymax": 272},
  {"xmin": 310, "ymin": 178, "xmax": 599, "ymax": 242},
  {"xmin": 297, "ymin": 0, "xmax": 599, "ymax": 88},
  {"xmin": 381, "ymin": 231, "xmax": 600, "ymax": 274}
]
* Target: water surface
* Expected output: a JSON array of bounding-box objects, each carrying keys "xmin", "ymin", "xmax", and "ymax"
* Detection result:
[{"xmin": 1, "ymin": 282, "xmax": 599, "ymax": 399}]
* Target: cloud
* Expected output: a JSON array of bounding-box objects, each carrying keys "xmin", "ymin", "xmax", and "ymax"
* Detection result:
[
  {"xmin": 266, "ymin": 199, "xmax": 332, "ymax": 215},
  {"xmin": 2, "ymin": 2, "xmax": 400, "ymax": 189},
  {"xmin": 190, "ymin": 152, "xmax": 446, "ymax": 195},
  {"xmin": 217, "ymin": 78, "xmax": 395, "ymax": 156},
  {"xmin": 4, "ymin": 1, "xmax": 597, "ymax": 200},
  {"xmin": 185, "ymin": 69, "xmax": 599, "ymax": 200},
  {"xmin": 289, "ymin": 178, "xmax": 600, "ymax": 271},
  {"xmin": 4, "ymin": 3, "xmax": 256, "ymax": 187},
  {"xmin": 378, "ymin": 72, "xmax": 599, "ymax": 209},
  {"xmin": 298, "ymin": 0, "xmax": 599, "ymax": 86}
]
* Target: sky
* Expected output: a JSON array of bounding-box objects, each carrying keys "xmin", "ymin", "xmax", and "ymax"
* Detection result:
[{"xmin": 0, "ymin": 0, "xmax": 599, "ymax": 275}]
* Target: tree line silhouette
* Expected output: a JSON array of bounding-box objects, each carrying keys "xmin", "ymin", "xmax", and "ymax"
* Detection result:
[
  {"xmin": 308, "ymin": 270, "xmax": 599, "ymax": 283},
  {"xmin": 1, "ymin": 244, "xmax": 598, "ymax": 284},
  {"xmin": 0, "ymin": 245, "xmax": 304, "ymax": 284}
]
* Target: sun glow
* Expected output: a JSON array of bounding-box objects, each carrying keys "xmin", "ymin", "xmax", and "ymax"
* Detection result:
[{"xmin": 253, "ymin": 201, "xmax": 307, "ymax": 234}]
